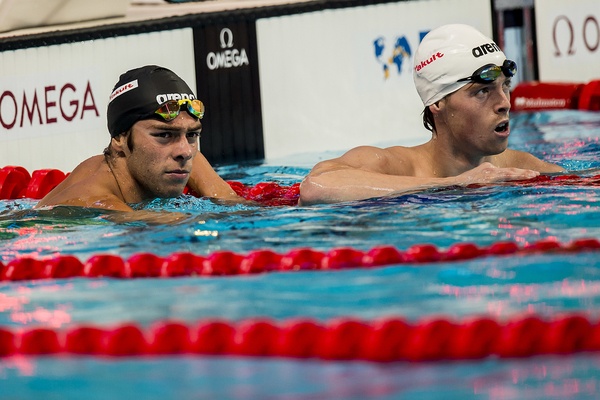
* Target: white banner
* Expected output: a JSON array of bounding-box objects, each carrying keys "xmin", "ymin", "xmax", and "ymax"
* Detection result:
[
  {"xmin": 535, "ymin": 0, "xmax": 600, "ymax": 82},
  {"xmin": 0, "ymin": 29, "xmax": 196, "ymax": 172},
  {"xmin": 256, "ymin": 0, "xmax": 493, "ymax": 161}
]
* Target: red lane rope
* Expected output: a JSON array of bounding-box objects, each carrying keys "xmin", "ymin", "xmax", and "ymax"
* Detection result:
[
  {"xmin": 1, "ymin": 314, "xmax": 599, "ymax": 361},
  {"xmin": 1, "ymin": 238, "xmax": 599, "ymax": 282},
  {"xmin": 2, "ymin": 166, "xmax": 600, "ymax": 205},
  {"xmin": 488, "ymin": 173, "xmax": 600, "ymax": 188}
]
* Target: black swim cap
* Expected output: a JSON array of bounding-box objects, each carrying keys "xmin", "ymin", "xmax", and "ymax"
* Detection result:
[{"xmin": 107, "ymin": 65, "xmax": 197, "ymax": 137}]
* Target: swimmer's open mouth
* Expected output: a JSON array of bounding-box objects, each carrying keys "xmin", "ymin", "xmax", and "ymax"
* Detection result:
[{"xmin": 495, "ymin": 121, "xmax": 509, "ymax": 133}]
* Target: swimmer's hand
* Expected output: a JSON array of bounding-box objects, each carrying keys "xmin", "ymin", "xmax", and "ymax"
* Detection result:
[
  {"xmin": 453, "ymin": 162, "xmax": 539, "ymax": 186},
  {"xmin": 102, "ymin": 210, "xmax": 191, "ymax": 225}
]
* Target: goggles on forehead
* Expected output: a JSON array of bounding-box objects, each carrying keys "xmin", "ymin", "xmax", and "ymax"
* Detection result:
[
  {"xmin": 457, "ymin": 59, "xmax": 517, "ymax": 84},
  {"xmin": 155, "ymin": 99, "xmax": 205, "ymax": 121}
]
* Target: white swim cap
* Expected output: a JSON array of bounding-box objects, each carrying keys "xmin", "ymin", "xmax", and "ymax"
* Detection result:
[{"xmin": 413, "ymin": 24, "xmax": 507, "ymax": 106}]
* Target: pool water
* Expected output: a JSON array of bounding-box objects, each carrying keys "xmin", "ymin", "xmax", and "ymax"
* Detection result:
[{"xmin": 1, "ymin": 110, "xmax": 600, "ymax": 399}]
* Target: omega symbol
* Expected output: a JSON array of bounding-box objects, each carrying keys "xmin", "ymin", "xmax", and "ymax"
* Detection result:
[
  {"xmin": 207, "ymin": 27, "xmax": 249, "ymax": 70},
  {"xmin": 220, "ymin": 28, "xmax": 234, "ymax": 49}
]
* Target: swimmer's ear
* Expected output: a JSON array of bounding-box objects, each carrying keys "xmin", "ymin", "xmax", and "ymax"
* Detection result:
[
  {"xmin": 429, "ymin": 100, "xmax": 444, "ymax": 116},
  {"xmin": 111, "ymin": 133, "xmax": 128, "ymax": 157}
]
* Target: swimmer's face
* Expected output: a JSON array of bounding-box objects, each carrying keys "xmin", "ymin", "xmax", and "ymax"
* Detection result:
[
  {"xmin": 436, "ymin": 75, "xmax": 512, "ymax": 156},
  {"xmin": 124, "ymin": 112, "xmax": 201, "ymax": 199}
]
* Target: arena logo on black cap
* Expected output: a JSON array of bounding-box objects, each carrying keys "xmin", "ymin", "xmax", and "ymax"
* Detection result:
[{"xmin": 155, "ymin": 93, "xmax": 196, "ymax": 105}]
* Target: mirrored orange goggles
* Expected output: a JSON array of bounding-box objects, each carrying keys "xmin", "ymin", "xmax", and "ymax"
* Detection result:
[{"xmin": 155, "ymin": 99, "xmax": 205, "ymax": 121}]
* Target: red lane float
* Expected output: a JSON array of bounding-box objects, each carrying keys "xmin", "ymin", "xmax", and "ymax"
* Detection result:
[
  {"xmin": 0, "ymin": 166, "xmax": 31, "ymax": 199},
  {"xmin": 511, "ymin": 79, "xmax": 600, "ymax": 112},
  {"xmin": 23, "ymin": 169, "xmax": 67, "ymax": 199},
  {"xmin": 1, "ymin": 314, "xmax": 599, "ymax": 361},
  {"xmin": 1, "ymin": 238, "xmax": 599, "ymax": 282},
  {"xmin": 578, "ymin": 80, "xmax": 600, "ymax": 112},
  {"xmin": 227, "ymin": 181, "xmax": 300, "ymax": 206}
]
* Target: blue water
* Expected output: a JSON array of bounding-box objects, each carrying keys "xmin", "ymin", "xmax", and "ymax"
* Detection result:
[
  {"xmin": 2, "ymin": 355, "xmax": 600, "ymax": 400},
  {"xmin": 1, "ymin": 110, "xmax": 600, "ymax": 399}
]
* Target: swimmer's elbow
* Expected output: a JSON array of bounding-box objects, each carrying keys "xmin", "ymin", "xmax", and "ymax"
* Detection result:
[
  {"xmin": 298, "ymin": 175, "xmax": 330, "ymax": 205},
  {"xmin": 299, "ymin": 161, "xmax": 354, "ymax": 205}
]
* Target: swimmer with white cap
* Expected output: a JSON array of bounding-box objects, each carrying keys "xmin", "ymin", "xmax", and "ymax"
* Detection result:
[{"xmin": 300, "ymin": 24, "xmax": 564, "ymax": 205}]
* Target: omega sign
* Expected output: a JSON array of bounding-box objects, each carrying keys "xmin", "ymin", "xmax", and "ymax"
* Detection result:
[
  {"xmin": 553, "ymin": 15, "xmax": 599, "ymax": 56},
  {"xmin": 206, "ymin": 28, "xmax": 249, "ymax": 70}
]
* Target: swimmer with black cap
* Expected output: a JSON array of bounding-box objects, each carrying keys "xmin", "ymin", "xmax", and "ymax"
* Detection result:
[
  {"xmin": 37, "ymin": 65, "xmax": 240, "ymax": 219},
  {"xmin": 299, "ymin": 24, "xmax": 564, "ymax": 205}
]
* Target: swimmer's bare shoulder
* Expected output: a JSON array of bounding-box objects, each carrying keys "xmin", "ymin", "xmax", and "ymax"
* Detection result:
[
  {"xmin": 35, "ymin": 155, "xmax": 130, "ymax": 211},
  {"xmin": 310, "ymin": 145, "xmax": 419, "ymax": 176}
]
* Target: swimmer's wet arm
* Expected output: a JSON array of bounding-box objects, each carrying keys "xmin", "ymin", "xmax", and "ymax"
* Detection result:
[
  {"xmin": 299, "ymin": 147, "xmax": 432, "ymax": 205},
  {"xmin": 299, "ymin": 163, "xmax": 452, "ymax": 205},
  {"xmin": 187, "ymin": 153, "xmax": 243, "ymax": 201},
  {"xmin": 299, "ymin": 159, "xmax": 545, "ymax": 205}
]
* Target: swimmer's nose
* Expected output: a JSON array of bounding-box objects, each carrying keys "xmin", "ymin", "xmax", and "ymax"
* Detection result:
[
  {"xmin": 496, "ymin": 86, "xmax": 511, "ymax": 115},
  {"xmin": 174, "ymin": 135, "xmax": 195, "ymax": 161}
]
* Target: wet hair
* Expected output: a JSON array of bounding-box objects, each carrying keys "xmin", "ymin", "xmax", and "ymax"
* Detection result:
[{"xmin": 423, "ymin": 106, "xmax": 436, "ymax": 133}]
